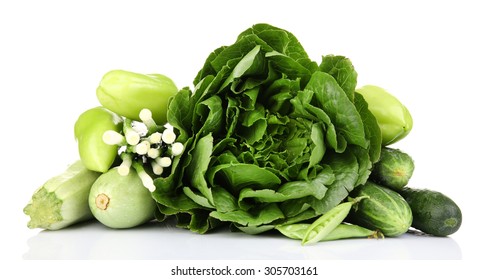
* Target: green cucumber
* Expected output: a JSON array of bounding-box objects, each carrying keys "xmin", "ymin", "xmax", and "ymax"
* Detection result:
[
  {"xmin": 348, "ymin": 181, "xmax": 412, "ymax": 237},
  {"xmin": 400, "ymin": 187, "xmax": 462, "ymax": 236},
  {"xmin": 370, "ymin": 147, "xmax": 415, "ymax": 191}
]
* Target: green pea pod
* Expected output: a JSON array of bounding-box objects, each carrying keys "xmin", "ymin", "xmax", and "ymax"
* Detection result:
[
  {"xmin": 356, "ymin": 85, "xmax": 413, "ymax": 146},
  {"xmin": 301, "ymin": 196, "xmax": 368, "ymax": 245},
  {"xmin": 96, "ymin": 70, "xmax": 178, "ymax": 124},
  {"xmin": 301, "ymin": 202, "xmax": 353, "ymax": 245},
  {"xmin": 74, "ymin": 107, "xmax": 123, "ymax": 173},
  {"xmin": 276, "ymin": 223, "xmax": 383, "ymax": 241}
]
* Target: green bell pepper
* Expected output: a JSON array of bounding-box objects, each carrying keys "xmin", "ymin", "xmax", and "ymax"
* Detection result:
[
  {"xmin": 74, "ymin": 107, "xmax": 123, "ymax": 172},
  {"xmin": 96, "ymin": 70, "xmax": 178, "ymax": 124},
  {"xmin": 356, "ymin": 85, "xmax": 413, "ymax": 146}
]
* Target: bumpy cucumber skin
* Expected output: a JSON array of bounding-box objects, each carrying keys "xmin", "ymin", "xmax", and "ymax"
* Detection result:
[
  {"xmin": 400, "ymin": 187, "xmax": 462, "ymax": 236},
  {"xmin": 371, "ymin": 147, "xmax": 414, "ymax": 191},
  {"xmin": 348, "ymin": 182, "xmax": 412, "ymax": 237}
]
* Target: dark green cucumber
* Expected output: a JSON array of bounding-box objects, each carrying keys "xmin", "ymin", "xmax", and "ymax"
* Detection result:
[
  {"xmin": 348, "ymin": 181, "xmax": 412, "ymax": 237},
  {"xmin": 400, "ymin": 187, "xmax": 462, "ymax": 236}
]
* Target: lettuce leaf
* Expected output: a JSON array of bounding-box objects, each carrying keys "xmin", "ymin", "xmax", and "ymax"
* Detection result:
[
  {"xmin": 153, "ymin": 23, "xmax": 381, "ymax": 234},
  {"xmin": 319, "ymin": 55, "xmax": 358, "ymax": 102}
]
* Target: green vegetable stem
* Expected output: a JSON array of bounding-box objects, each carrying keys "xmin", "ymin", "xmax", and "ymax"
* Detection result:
[
  {"xmin": 74, "ymin": 107, "xmax": 123, "ymax": 173},
  {"xmin": 96, "ymin": 70, "xmax": 178, "ymax": 125},
  {"xmin": 356, "ymin": 85, "xmax": 413, "ymax": 146}
]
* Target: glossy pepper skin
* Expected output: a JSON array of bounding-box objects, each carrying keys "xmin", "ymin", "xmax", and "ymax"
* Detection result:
[
  {"xmin": 75, "ymin": 107, "xmax": 123, "ymax": 173},
  {"xmin": 356, "ymin": 85, "xmax": 413, "ymax": 146},
  {"xmin": 96, "ymin": 70, "xmax": 178, "ymax": 124}
]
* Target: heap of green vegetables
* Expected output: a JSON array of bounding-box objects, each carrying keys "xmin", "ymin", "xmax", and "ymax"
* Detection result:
[{"xmin": 24, "ymin": 24, "xmax": 462, "ymax": 244}]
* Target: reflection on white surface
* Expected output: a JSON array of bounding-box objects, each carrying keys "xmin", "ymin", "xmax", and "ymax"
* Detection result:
[{"xmin": 24, "ymin": 220, "xmax": 462, "ymax": 260}]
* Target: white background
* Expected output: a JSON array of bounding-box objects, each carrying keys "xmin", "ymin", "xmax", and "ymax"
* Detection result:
[{"xmin": 1, "ymin": 0, "xmax": 487, "ymax": 278}]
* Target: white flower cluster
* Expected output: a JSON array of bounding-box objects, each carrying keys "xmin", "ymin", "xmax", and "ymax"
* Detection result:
[{"xmin": 102, "ymin": 108, "xmax": 184, "ymax": 192}]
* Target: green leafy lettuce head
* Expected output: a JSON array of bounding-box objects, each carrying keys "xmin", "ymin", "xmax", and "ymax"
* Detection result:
[{"xmin": 152, "ymin": 24, "xmax": 382, "ymax": 234}]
